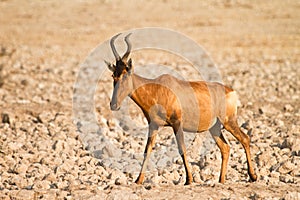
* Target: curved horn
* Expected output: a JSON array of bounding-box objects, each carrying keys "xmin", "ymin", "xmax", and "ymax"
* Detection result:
[
  {"xmin": 110, "ymin": 33, "xmax": 122, "ymax": 60},
  {"xmin": 122, "ymin": 33, "xmax": 132, "ymax": 61}
]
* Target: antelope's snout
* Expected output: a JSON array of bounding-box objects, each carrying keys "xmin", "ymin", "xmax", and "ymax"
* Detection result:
[{"xmin": 110, "ymin": 101, "xmax": 120, "ymax": 111}]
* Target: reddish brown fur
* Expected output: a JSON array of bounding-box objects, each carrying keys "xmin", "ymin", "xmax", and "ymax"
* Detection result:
[{"xmin": 106, "ymin": 33, "xmax": 257, "ymax": 185}]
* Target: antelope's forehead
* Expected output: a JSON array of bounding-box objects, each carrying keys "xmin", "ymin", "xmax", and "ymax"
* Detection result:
[{"xmin": 113, "ymin": 60, "xmax": 127, "ymax": 77}]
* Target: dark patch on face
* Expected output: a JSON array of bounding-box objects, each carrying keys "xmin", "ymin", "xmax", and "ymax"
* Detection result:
[{"xmin": 113, "ymin": 60, "xmax": 127, "ymax": 78}]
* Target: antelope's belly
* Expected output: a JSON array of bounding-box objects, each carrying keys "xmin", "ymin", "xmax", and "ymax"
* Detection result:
[{"xmin": 182, "ymin": 108, "xmax": 217, "ymax": 132}]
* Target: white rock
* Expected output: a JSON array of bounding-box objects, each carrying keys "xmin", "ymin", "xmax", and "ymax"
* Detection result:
[
  {"xmin": 33, "ymin": 180, "xmax": 51, "ymax": 190},
  {"xmin": 291, "ymin": 137, "xmax": 300, "ymax": 155},
  {"xmin": 278, "ymin": 160, "xmax": 294, "ymax": 174},
  {"xmin": 192, "ymin": 172, "xmax": 202, "ymax": 183},
  {"xmin": 38, "ymin": 111, "xmax": 54, "ymax": 124},
  {"xmin": 284, "ymin": 104, "xmax": 294, "ymax": 112},
  {"xmin": 10, "ymin": 175, "xmax": 27, "ymax": 189},
  {"xmin": 283, "ymin": 191, "xmax": 300, "ymax": 200},
  {"xmin": 14, "ymin": 163, "xmax": 28, "ymax": 175},
  {"xmin": 10, "ymin": 189, "xmax": 35, "ymax": 200},
  {"xmin": 102, "ymin": 144, "xmax": 122, "ymax": 158},
  {"xmin": 279, "ymin": 174, "xmax": 294, "ymax": 183},
  {"xmin": 115, "ymin": 176, "xmax": 127, "ymax": 185}
]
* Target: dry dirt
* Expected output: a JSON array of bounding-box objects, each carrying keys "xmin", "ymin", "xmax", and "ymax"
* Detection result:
[{"xmin": 0, "ymin": 0, "xmax": 300, "ymax": 199}]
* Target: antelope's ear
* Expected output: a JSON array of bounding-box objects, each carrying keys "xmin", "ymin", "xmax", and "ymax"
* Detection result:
[
  {"xmin": 126, "ymin": 58, "xmax": 133, "ymax": 73},
  {"xmin": 104, "ymin": 60, "xmax": 115, "ymax": 72}
]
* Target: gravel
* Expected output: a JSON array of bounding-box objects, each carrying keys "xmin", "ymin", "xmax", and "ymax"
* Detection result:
[{"xmin": 0, "ymin": 0, "xmax": 300, "ymax": 199}]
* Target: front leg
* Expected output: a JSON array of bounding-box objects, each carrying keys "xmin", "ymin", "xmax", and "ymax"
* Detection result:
[
  {"xmin": 135, "ymin": 123, "xmax": 159, "ymax": 184},
  {"xmin": 172, "ymin": 121, "xmax": 193, "ymax": 185}
]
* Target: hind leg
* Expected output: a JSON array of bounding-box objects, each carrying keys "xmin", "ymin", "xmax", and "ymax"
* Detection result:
[
  {"xmin": 209, "ymin": 119, "xmax": 230, "ymax": 183},
  {"xmin": 223, "ymin": 116, "xmax": 257, "ymax": 182}
]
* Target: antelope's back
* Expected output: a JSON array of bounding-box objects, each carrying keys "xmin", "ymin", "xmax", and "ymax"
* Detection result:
[{"xmin": 152, "ymin": 75, "xmax": 237, "ymax": 131}]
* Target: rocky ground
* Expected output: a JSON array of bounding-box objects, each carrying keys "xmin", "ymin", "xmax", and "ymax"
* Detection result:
[{"xmin": 0, "ymin": 0, "xmax": 300, "ymax": 199}]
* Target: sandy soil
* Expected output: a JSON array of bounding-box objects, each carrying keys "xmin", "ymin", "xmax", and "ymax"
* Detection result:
[{"xmin": 0, "ymin": 0, "xmax": 299, "ymax": 199}]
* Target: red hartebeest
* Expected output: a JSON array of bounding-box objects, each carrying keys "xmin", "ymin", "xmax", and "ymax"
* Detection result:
[{"xmin": 105, "ymin": 33, "xmax": 257, "ymax": 185}]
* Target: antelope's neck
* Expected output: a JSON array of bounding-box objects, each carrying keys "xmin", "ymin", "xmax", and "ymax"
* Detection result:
[{"xmin": 129, "ymin": 74, "xmax": 152, "ymax": 109}]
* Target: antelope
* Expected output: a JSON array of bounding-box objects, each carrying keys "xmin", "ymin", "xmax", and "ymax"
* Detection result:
[{"xmin": 105, "ymin": 33, "xmax": 257, "ymax": 185}]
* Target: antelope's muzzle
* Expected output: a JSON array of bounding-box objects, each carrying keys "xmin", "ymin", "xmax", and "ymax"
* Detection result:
[{"xmin": 110, "ymin": 101, "xmax": 120, "ymax": 111}]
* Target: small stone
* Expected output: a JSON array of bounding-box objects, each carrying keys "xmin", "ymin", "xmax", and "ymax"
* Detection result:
[
  {"xmin": 130, "ymin": 140, "xmax": 140, "ymax": 150},
  {"xmin": 278, "ymin": 160, "xmax": 294, "ymax": 174},
  {"xmin": 53, "ymin": 157, "xmax": 63, "ymax": 166},
  {"xmin": 56, "ymin": 190, "xmax": 70, "ymax": 198},
  {"xmin": 102, "ymin": 144, "xmax": 122, "ymax": 158},
  {"xmin": 8, "ymin": 142, "xmax": 23, "ymax": 151},
  {"xmin": 107, "ymin": 118, "xmax": 118, "ymax": 128},
  {"xmin": 279, "ymin": 174, "xmax": 294, "ymax": 183},
  {"xmin": 94, "ymin": 166, "xmax": 109, "ymax": 177},
  {"xmin": 284, "ymin": 104, "xmax": 293, "ymax": 112},
  {"xmin": 52, "ymin": 140, "xmax": 65, "ymax": 152},
  {"xmin": 77, "ymin": 156, "xmax": 91, "ymax": 166},
  {"xmin": 241, "ymin": 120, "xmax": 251, "ymax": 130},
  {"xmin": 44, "ymin": 173, "xmax": 57, "ymax": 182},
  {"xmin": 72, "ymin": 190, "xmax": 95, "ymax": 199},
  {"xmin": 107, "ymin": 190, "xmax": 139, "ymax": 200},
  {"xmin": 281, "ymin": 138, "xmax": 293, "ymax": 149},
  {"xmin": 291, "ymin": 167, "xmax": 300, "ymax": 177},
  {"xmin": 11, "ymin": 176, "xmax": 28, "ymax": 189},
  {"xmin": 283, "ymin": 191, "xmax": 300, "ymax": 200},
  {"xmin": 14, "ymin": 163, "xmax": 28, "ymax": 175},
  {"xmin": 123, "ymin": 163, "xmax": 140, "ymax": 174},
  {"xmin": 162, "ymin": 169, "xmax": 174, "ymax": 181},
  {"xmin": 33, "ymin": 180, "xmax": 51, "ymax": 190},
  {"xmin": 107, "ymin": 169, "xmax": 125, "ymax": 181},
  {"xmin": 55, "ymin": 159, "xmax": 74, "ymax": 175},
  {"xmin": 174, "ymin": 158, "xmax": 183, "ymax": 165},
  {"xmin": 259, "ymin": 167, "xmax": 269, "ymax": 176},
  {"xmin": 68, "ymin": 179, "xmax": 81, "ymax": 191},
  {"xmin": 10, "ymin": 190, "xmax": 35, "ymax": 200},
  {"xmin": 269, "ymin": 171, "xmax": 280, "ymax": 179},
  {"xmin": 249, "ymin": 193, "xmax": 260, "ymax": 200},
  {"xmin": 192, "ymin": 172, "xmax": 202, "ymax": 183},
  {"xmin": 37, "ymin": 190, "xmax": 58, "ymax": 199},
  {"xmin": 274, "ymin": 119, "xmax": 284, "ymax": 126},
  {"xmin": 291, "ymin": 138, "xmax": 300, "ymax": 155},
  {"xmin": 38, "ymin": 111, "xmax": 54, "ymax": 124},
  {"xmin": 56, "ymin": 181, "xmax": 69, "ymax": 189},
  {"xmin": 1, "ymin": 113, "xmax": 10, "ymax": 124},
  {"xmin": 115, "ymin": 176, "xmax": 127, "ymax": 185},
  {"xmin": 157, "ymin": 158, "xmax": 169, "ymax": 168}
]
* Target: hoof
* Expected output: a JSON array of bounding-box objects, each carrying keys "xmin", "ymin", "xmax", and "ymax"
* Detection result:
[
  {"xmin": 135, "ymin": 179, "xmax": 143, "ymax": 185},
  {"xmin": 250, "ymin": 174, "xmax": 258, "ymax": 182},
  {"xmin": 135, "ymin": 174, "xmax": 144, "ymax": 185},
  {"xmin": 184, "ymin": 179, "xmax": 192, "ymax": 185}
]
